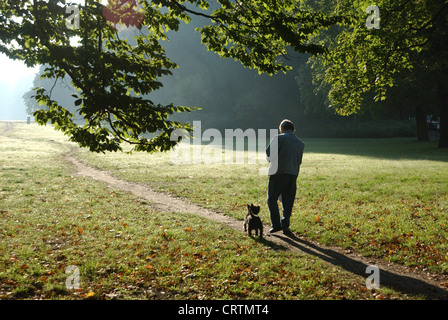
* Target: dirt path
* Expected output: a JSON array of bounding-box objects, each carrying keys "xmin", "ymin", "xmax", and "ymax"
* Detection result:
[{"xmin": 62, "ymin": 149, "xmax": 448, "ymax": 299}]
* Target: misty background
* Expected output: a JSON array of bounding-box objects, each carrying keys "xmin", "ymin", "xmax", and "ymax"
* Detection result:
[
  {"xmin": 0, "ymin": 55, "xmax": 38, "ymax": 120},
  {"xmin": 2, "ymin": 16, "xmax": 420, "ymax": 138}
]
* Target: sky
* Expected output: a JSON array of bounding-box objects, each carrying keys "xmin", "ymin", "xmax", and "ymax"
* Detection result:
[
  {"xmin": 0, "ymin": 0, "xmax": 90, "ymax": 120},
  {"xmin": 0, "ymin": 0, "xmax": 131, "ymax": 120},
  {"xmin": 0, "ymin": 53, "xmax": 39, "ymax": 120}
]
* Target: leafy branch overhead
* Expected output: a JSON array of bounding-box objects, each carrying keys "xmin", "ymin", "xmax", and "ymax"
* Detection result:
[
  {"xmin": 0, "ymin": 0, "xmax": 345, "ymax": 153},
  {"xmin": 306, "ymin": 0, "xmax": 448, "ymax": 116},
  {"xmin": 3, "ymin": 0, "xmax": 445, "ymax": 151}
]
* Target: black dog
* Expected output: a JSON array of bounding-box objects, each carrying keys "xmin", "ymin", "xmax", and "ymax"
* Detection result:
[{"xmin": 244, "ymin": 204, "xmax": 263, "ymax": 238}]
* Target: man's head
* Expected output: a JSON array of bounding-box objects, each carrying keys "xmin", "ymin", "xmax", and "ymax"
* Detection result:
[{"xmin": 279, "ymin": 119, "xmax": 295, "ymax": 133}]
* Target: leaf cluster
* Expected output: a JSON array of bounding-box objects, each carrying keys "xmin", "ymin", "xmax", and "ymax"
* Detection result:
[
  {"xmin": 305, "ymin": 0, "xmax": 441, "ymax": 116},
  {"xmin": 1, "ymin": 0, "xmax": 197, "ymax": 152},
  {"xmin": 194, "ymin": 0, "xmax": 345, "ymax": 75}
]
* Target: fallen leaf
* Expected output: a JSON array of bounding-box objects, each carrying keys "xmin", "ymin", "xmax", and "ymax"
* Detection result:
[
  {"xmin": 86, "ymin": 291, "xmax": 95, "ymax": 298},
  {"xmin": 78, "ymin": 227, "xmax": 83, "ymax": 235}
]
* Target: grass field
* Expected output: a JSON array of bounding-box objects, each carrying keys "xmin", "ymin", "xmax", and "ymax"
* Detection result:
[
  {"xmin": 78, "ymin": 129, "xmax": 448, "ymax": 274},
  {"xmin": 1, "ymin": 122, "xmax": 448, "ymax": 300}
]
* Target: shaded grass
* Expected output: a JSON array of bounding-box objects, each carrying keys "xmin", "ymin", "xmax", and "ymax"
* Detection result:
[{"xmin": 0, "ymin": 122, "xmax": 412, "ymax": 300}]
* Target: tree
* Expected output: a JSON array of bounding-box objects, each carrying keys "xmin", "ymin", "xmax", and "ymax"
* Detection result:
[
  {"xmin": 305, "ymin": 0, "xmax": 448, "ymax": 147},
  {"xmin": 1, "ymin": 0, "xmax": 200, "ymax": 152},
  {"xmin": 22, "ymin": 90, "xmax": 39, "ymax": 116},
  {"xmin": 0, "ymin": 0, "xmax": 344, "ymax": 152}
]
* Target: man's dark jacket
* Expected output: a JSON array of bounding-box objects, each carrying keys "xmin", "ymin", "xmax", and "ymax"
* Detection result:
[{"xmin": 266, "ymin": 130, "xmax": 305, "ymax": 176}]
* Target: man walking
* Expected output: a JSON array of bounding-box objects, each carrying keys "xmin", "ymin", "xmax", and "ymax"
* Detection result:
[{"xmin": 266, "ymin": 119, "xmax": 305, "ymax": 236}]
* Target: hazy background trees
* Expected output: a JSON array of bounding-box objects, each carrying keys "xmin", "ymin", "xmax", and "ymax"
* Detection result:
[
  {"xmin": 21, "ymin": 13, "xmax": 420, "ymax": 139},
  {"xmin": 12, "ymin": 0, "xmax": 446, "ymax": 144}
]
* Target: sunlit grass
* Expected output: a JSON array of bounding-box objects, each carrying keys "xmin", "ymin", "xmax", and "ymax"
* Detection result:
[
  {"xmin": 77, "ymin": 132, "xmax": 448, "ymax": 275},
  {"xmin": 1, "ymin": 122, "xmax": 412, "ymax": 299}
]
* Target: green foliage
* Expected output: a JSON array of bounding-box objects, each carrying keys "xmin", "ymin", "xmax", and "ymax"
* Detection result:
[
  {"xmin": 305, "ymin": 0, "xmax": 442, "ymax": 116},
  {"xmin": 1, "ymin": 0, "xmax": 197, "ymax": 152},
  {"xmin": 196, "ymin": 0, "xmax": 341, "ymax": 74},
  {"xmin": 5, "ymin": 0, "xmax": 443, "ymax": 149},
  {"xmin": 0, "ymin": 0, "xmax": 349, "ymax": 152}
]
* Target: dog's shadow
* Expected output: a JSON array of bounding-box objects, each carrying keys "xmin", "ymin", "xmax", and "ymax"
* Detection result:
[{"xmin": 250, "ymin": 234, "xmax": 287, "ymax": 250}]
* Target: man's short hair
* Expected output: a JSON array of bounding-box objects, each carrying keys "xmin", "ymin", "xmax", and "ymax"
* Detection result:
[{"xmin": 280, "ymin": 119, "xmax": 295, "ymax": 132}]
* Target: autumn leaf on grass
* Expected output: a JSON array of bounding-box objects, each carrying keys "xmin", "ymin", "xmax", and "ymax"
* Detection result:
[
  {"xmin": 184, "ymin": 227, "xmax": 193, "ymax": 232},
  {"xmin": 315, "ymin": 216, "xmax": 321, "ymax": 223},
  {"xmin": 86, "ymin": 291, "xmax": 95, "ymax": 298},
  {"xmin": 78, "ymin": 227, "xmax": 83, "ymax": 235},
  {"xmin": 145, "ymin": 265, "xmax": 154, "ymax": 271}
]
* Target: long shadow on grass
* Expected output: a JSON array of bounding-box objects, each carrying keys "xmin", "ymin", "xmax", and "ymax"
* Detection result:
[
  {"xmin": 272, "ymin": 233, "xmax": 448, "ymax": 300},
  {"xmin": 304, "ymin": 138, "xmax": 448, "ymax": 162}
]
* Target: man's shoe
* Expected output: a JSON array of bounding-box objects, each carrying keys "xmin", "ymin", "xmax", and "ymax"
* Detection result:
[
  {"xmin": 269, "ymin": 227, "xmax": 282, "ymax": 233},
  {"xmin": 282, "ymin": 229, "xmax": 294, "ymax": 237}
]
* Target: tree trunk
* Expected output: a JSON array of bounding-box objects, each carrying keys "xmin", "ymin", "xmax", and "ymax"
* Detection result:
[
  {"xmin": 438, "ymin": 83, "xmax": 448, "ymax": 148},
  {"xmin": 415, "ymin": 105, "xmax": 429, "ymax": 142}
]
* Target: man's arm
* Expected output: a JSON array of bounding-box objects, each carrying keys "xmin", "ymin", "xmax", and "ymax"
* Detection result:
[
  {"xmin": 266, "ymin": 144, "xmax": 271, "ymax": 162},
  {"xmin": 297, "ymin": 143, "xmax": 304, "ymax": 166},
  {"xmin": 266, "ymin": 136, "xmax": 279, "ymax": 162}
]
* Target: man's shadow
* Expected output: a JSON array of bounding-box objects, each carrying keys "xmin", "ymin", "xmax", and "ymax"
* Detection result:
[{"xmin": 268, "ymin": 233, "xmax": 448, "ymax": 300}]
